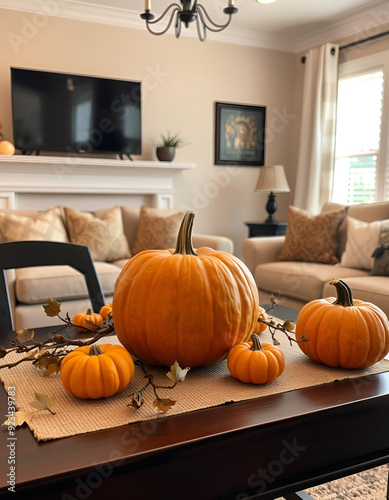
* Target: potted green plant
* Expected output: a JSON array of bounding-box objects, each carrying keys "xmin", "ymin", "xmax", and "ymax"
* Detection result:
[{"xmin": 156, "ymin": 132, "xmax": 186, "ymax": 162}]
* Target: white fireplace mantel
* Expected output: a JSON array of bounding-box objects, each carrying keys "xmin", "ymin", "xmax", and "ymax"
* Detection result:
[{"xmin": 0, "ymin": 155, "xmax": 195, "ymax": 210}]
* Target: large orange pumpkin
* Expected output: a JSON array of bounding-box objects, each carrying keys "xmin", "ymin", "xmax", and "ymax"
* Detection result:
[
  {"xmin": 253, "ymin": 306, "xmax": 268, "ymax": 333},
  {"xmin": 113, "ymin": 212, "xmax": 260, "ymax": 367},
  {"xmin": 295, "ymin": 278, "xmax": 389, "ymax": 369}
]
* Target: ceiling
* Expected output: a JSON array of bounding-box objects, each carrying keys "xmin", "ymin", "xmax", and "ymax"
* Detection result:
[{"xmin": 1, "ymin": 0, "xmax": 389, "ymax": 51}]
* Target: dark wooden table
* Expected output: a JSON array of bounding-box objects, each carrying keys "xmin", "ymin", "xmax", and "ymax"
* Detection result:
[
  {"xmin": 245, "ymin": 222, "xmax": 287, "ymax": 238},
  {"xmin": 1, "ymin": 307, "xmax": 389, "ymax": 500}
]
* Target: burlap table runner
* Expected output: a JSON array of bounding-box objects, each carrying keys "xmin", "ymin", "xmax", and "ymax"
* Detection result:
[{"xmin": 1, "ymin": 319, "xmax": 389, "ymax": 442}]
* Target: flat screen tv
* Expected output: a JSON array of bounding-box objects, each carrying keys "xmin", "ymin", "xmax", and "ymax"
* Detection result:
[{"xmin": 11, "ymin": 68, "xmax": 142, "ymax": 157}]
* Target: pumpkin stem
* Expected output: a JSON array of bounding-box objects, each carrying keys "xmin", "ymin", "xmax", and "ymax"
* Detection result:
[
  {"xmin": 89, "ymin": 344, "xmax": 103, "ymax": 356},
  {"xmin": 250, "ymin": 333, "xmax": 263, "ymax": 351},
  {"xmin": 330, "ymin": 278, "xmax": 355, "ymax": 307},
  {"xmin": 86, "ymin": 308, "xmax": 92, "ymax": 315},
  {"xmin": 174, "ymin": 212, "xmax": 197, "ymax": 256}
]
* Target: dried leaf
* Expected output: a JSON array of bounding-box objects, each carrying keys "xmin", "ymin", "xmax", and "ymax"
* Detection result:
[
  {"xmin": 128, "ymin": 392, "xmax": 144, "ymax": 409},
  {"xmin": 166, "ymin": 360, "xmax": 190, "ymax": 383},
  {"xmin": 15, "ymin": 329, "xmax": 34, "ymax": 342},
  {"xmin": 273, "ymin": 338, "xmax": 281, "ymax": 346},
  {"xmin": 153, "ymin": 397, "xmax": 176, "ymax": 413},
  {"xmin": 43, "ymin": 298, "xmax": 61, "ymax": 317},
  {"xmin": 33, "ymin": 349, "xmax": 49, "ymax": 365},
  {"xmin": 0, "ymin": 345, "xmax": 7, "ymax": 359},
  {"xmin": 43, "ymin": 360, "xmax": 61, "ymax": 377},
  {"xmin": 300, "ymin": 332, "xmax": 309, "ymax": 343},
  {"xmin": 35, "ymin": 354, "xmax": 60, "ymax": 376},
  {"xmin": 29, "ymin": 392, "xmax": 56, "ymax": 413},
  {"xmin": 52, "ymin": 334, "xmax": 65, "ymax": 342},
  {"xmin": 3, "ymin": 410, "xmax": 33, "ymax": 427},
  {"xmin": 21, "ymin": 350, "xmax": 41, "ymax": 362}
]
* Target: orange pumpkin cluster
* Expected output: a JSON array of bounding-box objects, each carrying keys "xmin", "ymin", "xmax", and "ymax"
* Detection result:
[{"xmin": 72, "ymin": 303, "xmax": 113, "ymax": 332}]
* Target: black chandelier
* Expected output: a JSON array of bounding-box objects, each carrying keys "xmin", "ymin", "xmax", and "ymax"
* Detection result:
[{"xmin": 140, "ymin": 0, "xmax": 239, "ymax": 42}]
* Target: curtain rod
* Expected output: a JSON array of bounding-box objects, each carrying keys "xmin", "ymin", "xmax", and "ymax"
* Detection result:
[
  {"xmin": 339, "ymin": 29, "xmax": 389, "ymax": 50},
  {"xmin": 301, "ymin": 29, "xmax": 389, "ymax": 63}
]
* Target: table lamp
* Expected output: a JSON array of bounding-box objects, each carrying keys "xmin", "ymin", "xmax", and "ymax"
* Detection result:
[{"xmin": 255, "ymin": 165, "xmax": 290, "ymax": 224}]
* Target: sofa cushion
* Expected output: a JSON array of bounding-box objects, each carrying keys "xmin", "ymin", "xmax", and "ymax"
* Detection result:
[
  {"xmin": 0, "ymin": 207, "xmax": 68, "ymax": 243},
  {"xmin": 120, "ymin": 206, "xmax": 141, "ymax": 249},
  {"xmin": 132, "ymin": 207, "xmax": 183, "ymax": 254},
  {"xmin": 276, "ymin": 206, "xmax": 348, "ymax": 264},
  {"xmin": 64, "ymin": 206, "xmax": 131, "ymax": 262},
  {"xmin": 340, "ymin": 217, "xmax": 389, "ymax": 270},
  {"xmin": 322, "ymin": 201, "xmax": 389, "ymax": 256},
  {"xmin": 322, "ymin": 276, "xmax": 389, "ymax": 315},
  {"xmin": 256, "ymin": 261, "xmax": 368, "ymax": 303},
  {"xmin": 15, "ymin": 261, "xmax": 122, "ymax": 304}
]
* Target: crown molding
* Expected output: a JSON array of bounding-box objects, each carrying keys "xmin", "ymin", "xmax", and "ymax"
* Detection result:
[
  {"xmin": 0, "ymin": 0, "xmax": 293, "ymax": 50},
  {"xmin": 294, "ymin": 0, "xmax": 389, "ymax": 53},
  {"xmin": 1, "ymin": 0, "xmax": 389, "ymax": 53}
]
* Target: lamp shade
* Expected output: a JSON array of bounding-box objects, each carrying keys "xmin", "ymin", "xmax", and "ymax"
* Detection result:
[{"xmin": 255, "ymin": 165, "xmax": 290, "ymax": 193}]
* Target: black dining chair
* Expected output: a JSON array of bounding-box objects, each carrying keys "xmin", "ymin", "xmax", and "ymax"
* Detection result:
[{"xmin": 0, "ymin": 240, "xmax": 106, "ymax": 333}]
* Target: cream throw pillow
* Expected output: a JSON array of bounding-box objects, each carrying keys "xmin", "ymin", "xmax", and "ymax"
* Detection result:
[
  {"xmin": 340, "ymin": 216, "xmax": 389, "ymax": 270},
  {"xmin": 132, "ymin": 207, "xmax": 183, "ymax": 254},
  {"xmin": 64, "ymin": 206, "xmax": 131, "ymax": 262},
  {"xmin": 277, "ymin": 206, "xmax": 348, "ymax": 264},
  {"xmin": 0, "ymin": 207, "xmax": 68, "ymax": 243}
]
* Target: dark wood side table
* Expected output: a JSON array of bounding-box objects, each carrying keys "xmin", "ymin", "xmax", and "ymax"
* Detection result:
[{"xmin": 245, "ymin": 221, "xmax": 287, "ymax": 237}]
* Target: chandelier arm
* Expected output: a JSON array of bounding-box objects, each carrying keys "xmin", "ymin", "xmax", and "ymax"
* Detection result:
[
  {"xmin": 196, "ymin": 4, "xmax": 232, "ymax": 32},
  {"xmin": 145, "ymin": 6, "xmax": 180, "ymax": 36},
  {"xmin": 175, "ymin": 10, "xmax": 182, "ymax": 38},
  {"xmin": 195, "ymin": 14, "xmax": 207, "ymax": 42},
  {"xmin": 146, "ymin": 3, "xmax": 181, "ymax": 25}
]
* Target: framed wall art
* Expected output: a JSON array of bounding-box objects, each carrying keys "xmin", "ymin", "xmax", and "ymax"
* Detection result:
[{"xmin": 215, "ymin": 102, "xmax": 266, "ymax": 166}]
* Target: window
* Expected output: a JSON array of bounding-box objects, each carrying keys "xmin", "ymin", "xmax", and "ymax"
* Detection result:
[{"xmin": 332, "ymin": 51, "xmax": 389, "ymax": 205}]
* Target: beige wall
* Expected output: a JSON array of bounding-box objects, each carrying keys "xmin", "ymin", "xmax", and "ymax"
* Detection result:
[{"xmin": 0, "ymin": 8, "xmax": 297, "ymax": 258}]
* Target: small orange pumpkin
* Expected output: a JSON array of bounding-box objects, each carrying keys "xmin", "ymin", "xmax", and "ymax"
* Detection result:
[
  {"xmin": 72, "ymin": 308, "xmax": 103, "ymax": 332},
  {"xmin": 253, "ymin": 306, "xmax": 268, "ymax": 334},
  {"xmin": 61, "ymin": 343, "xmax": 135, "ymax": 399},
  {"xmin": 227, "ymin": 333, "xmax": 285, "ymax": 384},
  {"xmin": 99, "ymin": 303, "xmax": 113, "ymax": 321},
  {"xmin": 295, "ymin": 278, "xmax": 389, "ymax": 369}
]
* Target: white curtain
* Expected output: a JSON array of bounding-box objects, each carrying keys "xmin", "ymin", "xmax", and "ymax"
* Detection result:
[{"xmin": 293, "ymin": 42, "xmax": 339, "ymax": 214}]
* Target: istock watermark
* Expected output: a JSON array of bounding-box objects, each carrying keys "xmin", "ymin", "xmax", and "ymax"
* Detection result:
[{"xmin": 236, "ymin": 438, "xmax": 307, "ymax": 499}]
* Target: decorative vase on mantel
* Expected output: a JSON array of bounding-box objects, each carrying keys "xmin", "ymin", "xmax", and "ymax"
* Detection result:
[
  {"xmin": 156, "ymin": 146, "xmax": 176, "ymax": 162},
  {"xmin": 155, "ymin": 132, "xmax": 186, "ymax": 163}
]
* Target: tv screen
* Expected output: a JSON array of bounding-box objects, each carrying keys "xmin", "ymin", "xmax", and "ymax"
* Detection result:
[{"xmin": 11, "ymin": 68, "xmax": 142, "ymax": 156}]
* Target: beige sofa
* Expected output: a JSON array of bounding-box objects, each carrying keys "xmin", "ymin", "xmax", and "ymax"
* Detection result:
[
  {"xmin": 242, "ymin": 201, "xmax": 389, "ymax": 316},
  {"xmin": 0, "ymin": 205, "xmax": 234, "ymax": 330}
]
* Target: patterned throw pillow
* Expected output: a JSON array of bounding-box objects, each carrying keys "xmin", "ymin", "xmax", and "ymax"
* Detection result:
[
  {"xmin": 340, "ymin": 217, "xmax": 389, "ymax": 270},
  {"xmin": 132, "ymin": 207, "xmax": 183, "ymax": 255},
  {"xmin": 276, "ymin": 206, "xmax": 348, "ymax": 264},
  {"xmin": 64, "ymin": 206, "xmax": 131, "ymax": 262},
  {"xmin": 0, "ymin": 207, "xmax": 68, "ymax": 243}
]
